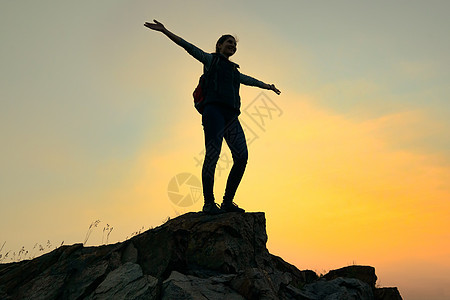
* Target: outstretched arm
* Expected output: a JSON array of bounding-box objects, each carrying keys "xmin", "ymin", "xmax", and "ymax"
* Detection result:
[
  {"xmin": 144, "ymin": 20, "xmax": 182, "ymax": 46},
  {"xmin": 240, "ymin": 73, "xmax": 281, "ymax": 95},
  {"xmin": 144, "ymin": 19, "xmax": 212, "ymax": 66}
]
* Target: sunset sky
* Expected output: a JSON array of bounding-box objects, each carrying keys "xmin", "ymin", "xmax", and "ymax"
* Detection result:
[{"xmin": 1, "ymin": 1, "xmax": 449, "ymax": 299}]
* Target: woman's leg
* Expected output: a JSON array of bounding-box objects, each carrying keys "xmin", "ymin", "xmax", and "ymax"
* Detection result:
[
  {"xmin": 201, "ymin": 105, "xmax": 225, "ymax": 204},
  {"xmin": 223, "ymin": 116, "xmax": 248, "ymax": 207}
]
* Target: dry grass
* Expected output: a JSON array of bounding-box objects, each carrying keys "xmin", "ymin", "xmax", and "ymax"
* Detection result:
[{"xmin": 0, "ymin": 218, "xmax": 168, "ymax": 264}]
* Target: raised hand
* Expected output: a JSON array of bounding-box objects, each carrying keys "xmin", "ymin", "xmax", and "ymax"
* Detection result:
[{"xmin": 144, "ymin": 19, "xmax": 166, "ymax": 32}]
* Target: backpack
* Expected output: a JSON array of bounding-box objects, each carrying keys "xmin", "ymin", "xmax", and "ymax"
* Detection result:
[{"xmin": 193, "ymin": 54, "xmax": 219, "ymax": 114}]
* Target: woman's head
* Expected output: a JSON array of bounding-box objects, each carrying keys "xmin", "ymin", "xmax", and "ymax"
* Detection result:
[{"xmin": 216, "ymin": 34, "xmax": 237, "ymax": 58}]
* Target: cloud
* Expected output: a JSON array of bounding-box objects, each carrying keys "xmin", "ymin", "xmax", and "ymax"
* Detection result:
[
  {"xmin": 395, "ymin": 60, "xmax": 438, "ymax": 80},
  {"xmin": 229, "ymin": 92, "xmax": 450, "ymax": 267}
]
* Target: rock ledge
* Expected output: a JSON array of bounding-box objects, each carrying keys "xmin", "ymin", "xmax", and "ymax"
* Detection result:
[{"xmin": 0, "ymin": 212, "xmax": 402, "ymax": 299}]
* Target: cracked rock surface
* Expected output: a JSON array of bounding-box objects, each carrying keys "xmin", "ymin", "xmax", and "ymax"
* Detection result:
[{"xmin": 0, "ymin": 212, "xmax": 402, "ymax": 299}]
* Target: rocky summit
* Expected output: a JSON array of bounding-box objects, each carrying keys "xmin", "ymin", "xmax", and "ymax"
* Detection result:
[{"xmin": 0, "ymin": 212, "xmax": 402, "ymax": 299}]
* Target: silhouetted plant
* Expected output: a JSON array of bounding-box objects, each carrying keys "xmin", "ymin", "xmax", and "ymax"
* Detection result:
[
  {"xmin": 102, "ymin": 224, "xmax": 114, "ymax": 245},
  {"xmin": 0, "ymin": 241, "xmax": 6, "ymax": 262},
  {"xmin": 83, "ymin": 220, "xmax": 101, "ymax": 245},
  {"xmin": 1, "ymin": 215, "xmax": 175, "ymax": 264}
]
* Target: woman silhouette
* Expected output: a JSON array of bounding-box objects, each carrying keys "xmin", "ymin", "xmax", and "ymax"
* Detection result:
[{"xmin": 145, "ymin": 20, "xmax": 281, "ymax": 214}]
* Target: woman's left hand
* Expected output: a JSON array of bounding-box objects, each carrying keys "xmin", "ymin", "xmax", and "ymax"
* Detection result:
[{"xmin": 268, "ymin": 84, "xmax": 281, "ymax": 95}]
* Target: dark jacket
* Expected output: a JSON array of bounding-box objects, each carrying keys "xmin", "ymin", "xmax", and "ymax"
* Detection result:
[
  {"xmin": 204, "ymin": 53, "xmax": 241, "ymax": 111},
  {"xmin": 179, "ymin": 38, "xmax": 268, "ymax": 113}
]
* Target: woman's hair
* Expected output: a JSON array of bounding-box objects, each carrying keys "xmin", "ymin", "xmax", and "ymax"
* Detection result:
[{"xmin": 215, "ymin": 34, "xmax": 237, "ymax": 53}]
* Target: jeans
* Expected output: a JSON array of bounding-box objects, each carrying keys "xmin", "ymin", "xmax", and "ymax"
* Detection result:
[{"xmin": 201, "ymin": 104, "xmax": 248, "ymax": 204}]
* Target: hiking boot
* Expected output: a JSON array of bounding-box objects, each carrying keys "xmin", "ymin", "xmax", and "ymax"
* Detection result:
[
  {"xmin": 220, "ymin": 201, "xmax": 245, "ymax": 213},
  {"xmin": 202, "ymin": 202, "xmax": 223, "ymax": 215}
]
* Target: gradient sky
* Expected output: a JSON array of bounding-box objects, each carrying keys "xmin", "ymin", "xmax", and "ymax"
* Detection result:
[{"xmin": 1, "ymin": 1, "xmax": 449, "ymax": 299}]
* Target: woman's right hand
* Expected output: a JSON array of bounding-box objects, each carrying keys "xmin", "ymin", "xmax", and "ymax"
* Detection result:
[
  {"xmin": 144, "ymin": 19, "xmax": 166, "ymax": 32},
  {"xmin": 144, "ymin": 19, "xmax": 182, "ymax": 45}
]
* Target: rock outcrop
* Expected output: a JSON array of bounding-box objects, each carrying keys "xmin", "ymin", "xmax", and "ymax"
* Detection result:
[{"xmin": 0, "ymin": 212, "xmax": 402, "ymax": 299}]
